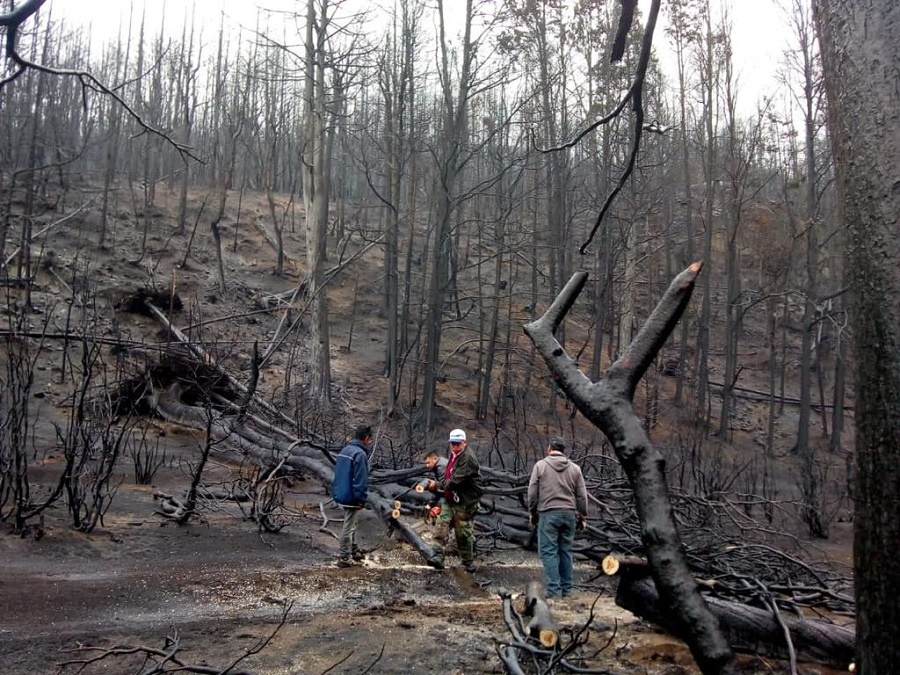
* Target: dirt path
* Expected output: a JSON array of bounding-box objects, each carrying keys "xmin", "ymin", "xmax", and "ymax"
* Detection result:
[
  {"xmin": 1, "ymin": 473, "xmax": 698, "ymax": 675},
  {"xmin": 1, "ymin": 501, "xmax": 850, "ymax": 675},
  {"xmin": 0, "ymin": 440, "xmax": 854, "ymax": 675}
]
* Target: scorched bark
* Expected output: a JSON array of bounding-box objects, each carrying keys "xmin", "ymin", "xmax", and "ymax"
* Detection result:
[{"xmin": 524, "ymin": 264, "xmax": 736, "ymax": 675}]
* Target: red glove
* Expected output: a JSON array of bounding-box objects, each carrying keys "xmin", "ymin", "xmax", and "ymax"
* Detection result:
[
  {"xmin": 426, "ymin": 479, "xmax": 437, "ymax": 492},
  {"xmin": 428, "ymin": 505, "xmax": 442, "ymax": 519}
]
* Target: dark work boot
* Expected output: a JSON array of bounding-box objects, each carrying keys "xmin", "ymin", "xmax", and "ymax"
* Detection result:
[{"xmin": 429, "ymin": 552, "xmax": 445, "ymax": 570}]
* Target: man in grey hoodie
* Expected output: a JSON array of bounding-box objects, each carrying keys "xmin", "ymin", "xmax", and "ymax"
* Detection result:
[{"xmin": 527, "ymin": 437, "xmax": 589, "ymax": 598}]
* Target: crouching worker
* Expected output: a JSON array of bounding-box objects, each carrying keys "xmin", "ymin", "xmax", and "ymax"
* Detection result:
[
  {"xmin": 419, "ymin": 450, "xmax": 449, "ymax": 494},
  {"xmin": 331, "ymin": 424, "xmax": 373, "ymax": 568},
  {"xmin": 425, "ymin": 429, "xmax": 483, "ymax": 573}
]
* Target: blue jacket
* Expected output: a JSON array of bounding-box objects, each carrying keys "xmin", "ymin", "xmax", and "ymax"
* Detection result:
[{"xmin": 331, "ymin": 439, "xmax": 370, "ymax": 507}]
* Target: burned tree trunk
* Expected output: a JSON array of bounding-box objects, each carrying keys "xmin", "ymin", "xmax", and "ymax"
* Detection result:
[
  {"xmin": 524, "ymin": 264, "xmax": 736, "ymax": 674},
  {"xmin": 375, "ymin": 488, "xmax": 444, "ymax": 568}
]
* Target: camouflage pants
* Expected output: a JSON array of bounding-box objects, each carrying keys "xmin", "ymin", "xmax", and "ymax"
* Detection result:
[{"xmin": 434, "ymin": 504, "xmax": 477, "ymax": 564}]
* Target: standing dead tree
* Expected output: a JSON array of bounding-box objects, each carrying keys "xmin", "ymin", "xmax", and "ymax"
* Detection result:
[{"xmin": 524, "ymin": 263, "xmax": 736, "ymax": 674}]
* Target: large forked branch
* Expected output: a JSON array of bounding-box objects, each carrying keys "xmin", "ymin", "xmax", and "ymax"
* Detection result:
[{"xmin": 524, "ymin": 263, "xmax": 737, "ymax": 675}]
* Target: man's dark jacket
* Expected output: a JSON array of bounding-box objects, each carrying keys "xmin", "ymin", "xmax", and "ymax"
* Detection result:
[
  {"xmin": 437, "ymin": 448, "xmax": 483, "ymax": 508},
  {"xmin": 331, "ymin": 439, "xmax": 370, "ymax": 507}
]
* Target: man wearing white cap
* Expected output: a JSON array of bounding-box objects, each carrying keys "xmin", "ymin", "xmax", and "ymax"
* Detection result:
[{"xmin": 425, "ymin": 428, "xmax": 483, "ymax": 572}]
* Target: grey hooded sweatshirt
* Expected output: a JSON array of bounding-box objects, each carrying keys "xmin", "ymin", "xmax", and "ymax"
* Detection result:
[{"xmin": 527, "ymin": 452, "xmax": 589, "ymax": 516}]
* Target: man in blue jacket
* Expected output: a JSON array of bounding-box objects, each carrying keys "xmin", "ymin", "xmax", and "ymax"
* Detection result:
[{"xmin": 331, "ymin": 424, "xmax": 373, "ymax": 567}]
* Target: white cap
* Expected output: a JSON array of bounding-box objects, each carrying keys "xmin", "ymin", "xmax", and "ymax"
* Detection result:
[{"xmin": 448, "ymin": 428, "xmax": 467, "ymax": 443}]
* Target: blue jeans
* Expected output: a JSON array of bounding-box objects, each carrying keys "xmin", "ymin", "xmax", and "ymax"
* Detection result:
[{"xmin": 537, "ymin": 510, "xmax": 576, "ymax": 597}]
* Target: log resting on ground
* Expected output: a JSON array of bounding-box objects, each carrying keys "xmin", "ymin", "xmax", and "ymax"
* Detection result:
[
  {"xmin": 523, "ymin": 581, "xmax": 560, "ymax": 648},
  {"xmin": 372, "ymin": 485, "xmax": 443, "ymax": 567},
  {"xmin": 615, "ymin": 573, "xmax": 855, "ymax": 670}
]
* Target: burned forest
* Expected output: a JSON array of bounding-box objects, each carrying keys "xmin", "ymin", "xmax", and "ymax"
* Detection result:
[{"xmin": 0, "ymin": 0, "xmax": 882, "ymax": 674}]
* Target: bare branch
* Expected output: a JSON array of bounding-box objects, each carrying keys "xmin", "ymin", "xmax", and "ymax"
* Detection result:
[
  {"xmin": 531, "ymin": 0, "xmax": 662, "ymax": 255},
  {"xmin": 606, "ymin": 262, "xmax": 703, "ymax": 398},
  {"xmin": 0, "ymin": 0, "xmax": 47, "ymax": 27},
  {"xmin": 0, "ymin": 1, "xmax": 201, "ymax": 161}
]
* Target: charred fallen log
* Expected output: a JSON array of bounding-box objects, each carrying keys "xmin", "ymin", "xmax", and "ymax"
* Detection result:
[
  {"xmin": 496, "ymin": 584, "xmax": 610, "ymax": 674},
  {"xmin": 370, "ymin": 488, "xmax": 444, "ymax": 568},
  {"xmin": 610, "ymin": 558, "xmax": 855, "ymax": 670},
  {"xmin": 145, "ymin": 383, "xmax": 447, "ymax": 567}
]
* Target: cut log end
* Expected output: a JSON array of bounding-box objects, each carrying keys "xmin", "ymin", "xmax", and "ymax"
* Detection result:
[
  {"xmin": 538, "ymin": 629, "xmax": 558, "ymax": 648},
  {"xmin": 391, "ymin": 508, "xmax": 401, "ymax": 519},
  {"xmin": 524, "ymin": 581, "xmax": 560, "ymax": 649},
  {"xmin": 602, "ymin": 553, "xmax": 649, "ymax": 576},
  {"xmin": 602, "ymin": 554, "xmax": 620, "ymax": 576}
]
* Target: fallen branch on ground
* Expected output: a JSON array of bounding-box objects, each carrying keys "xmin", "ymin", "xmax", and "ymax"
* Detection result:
[
  {"xmin": 524, "ymin": 581, "xmax": 560, "ymax": 648},
  {"xmin": 57, "ymin": 601, "xmax": 292, "ymax": 674},
  {"xmin": 612, "ymin": 570, "xmax": 854, "ymax": 670}
]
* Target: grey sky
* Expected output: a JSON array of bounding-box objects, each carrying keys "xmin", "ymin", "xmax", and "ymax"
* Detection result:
[{"xmin": 50, "ymin": 0, "xmax": 794, "ymax": 115}]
